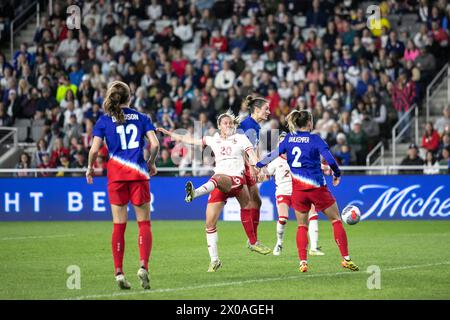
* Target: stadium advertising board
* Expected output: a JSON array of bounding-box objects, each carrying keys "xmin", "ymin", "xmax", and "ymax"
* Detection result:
[{"xmin": 0, "ymin": 175, "xmax": 449, "ymax": 221}]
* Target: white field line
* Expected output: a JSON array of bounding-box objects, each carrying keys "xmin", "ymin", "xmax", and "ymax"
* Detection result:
[
  {"xmin": 66, "ymin": 261, "xmax": 450, "ymax": 300},
  {"xmin": 0, "ymin": 234, "xmax": 74, "ymax": 241}
]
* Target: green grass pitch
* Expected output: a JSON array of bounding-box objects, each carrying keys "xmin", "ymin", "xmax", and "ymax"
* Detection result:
[{"xmin": 0, "ymin": 220, "xmax": 449, "ymax": 300}]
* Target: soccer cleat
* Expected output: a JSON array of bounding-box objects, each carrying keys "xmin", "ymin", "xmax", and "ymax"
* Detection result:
[
  {"xmin": 273, "ymin": 243, "xmax": 283, "ymax": 256},
  {"xmin": 299, "ymin": 261, "xmax": 308, "ymax": 273},
  {"xmin": 309, "ymin": 247, "xmax": 325, "ymax": 256},
  {"xmin": 207, "ymin": 260, "xmax": 222, "ymax": 272},
  {"xmin": 249, "ymin": 242, "xmax": 272, "ymax": 255},
  {"xmin": 185, "ymin": 181, "xmax": 194, "ymax": 203},
  {"xmin": 115, "ymin": 273, "xmax": 131, "ymax": 290},
  {"xmin": 341, "ymin": 259, "xmax": 359, "ymax": 271},
  {"xmin": 137, "ymin": 267, "xmax": 151, "ymax": 290}
]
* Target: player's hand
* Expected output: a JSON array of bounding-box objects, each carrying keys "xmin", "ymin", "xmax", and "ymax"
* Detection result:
[
  {"xmin": 332, "ymin": 175, "xmax": 341, "ymax": 186},
  {"xmin": 156, "ymin": 127, "xmax": 171, "ymax": 136},
  {"xmin": 86, "ymin": 167, "xmax": 94, "ymax": 184},
  {"xmin": 149, "ymin": 163, "xmax": 157, "ymax": 176}
]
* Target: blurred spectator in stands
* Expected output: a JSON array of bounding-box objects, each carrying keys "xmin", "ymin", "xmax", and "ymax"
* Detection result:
[
  {"xmin": 70, "ymin": 151, "xmax": 87, "ymax": 176},
  {"xmin": 0, "ymin": 101, "xmax": 12, "ymax": 126},
  {"xmin": 348, "ymin": 120, "xmax": 368, "ymax": 165},
  {"xmin": 50, "ymin": 137, "xmax": 69, "ymax": 167},
  {"xmin": 63, "ymin": 114, "xmax": 82, "ymax": 147},
  {"xmin": 5, "ymin": 89, "xmax": 20, "ymax": 122},
  {"xmin": 38, "ymin": 153, "xmax": 54, "ymax": 177},
  {"xmin": 415, "ymin": 46, "xmax": 436, "ymax": 83},
  {"xmin": 14, "ymin": 152, "xmax": 33, "ymax": 177},
  {"xmin": 361, "ymin": 112, "xmax": 380, "ymax": 150},
  {"xmin": 56, "ymin": 75, "xmax": 77, "ymax": 104},
  {"xmin": 421, "ymin": 122, "xmax": 441, "ymax": 155},
  {"xmin": 93, "ymin": 154, "xmax": 107, "ymax": 176},
  {"xmin": 55, "ymin": 153, "xmax": 71, "ymax": 177},
  {"xmin": 214, "ymin": 60, "xmax": 235, "ymax": 91},
  {"xmin": 331, "ymin": 132, "xmax": 353, "ymax": 166},
  {"xmin": 438, "ymin": 147, "xmax": 450, "ymax": 173},
  {"xmin": 156, "ymin": 147, "xmax": 176, "ymax": 176},
  {"xmin": 32, "ymin": 139, "xmax": 50, "ymax": 168},
  {"xmin": 400, "ymin": 143, "xmax": 424, "ymax": 173},
  {"xmin": 423, "ymin": 150, "xmax": 440, "ymax": 174},
  {"xmin": 435, "ymin": 106, "xmax": 450, "ymax": 135}
]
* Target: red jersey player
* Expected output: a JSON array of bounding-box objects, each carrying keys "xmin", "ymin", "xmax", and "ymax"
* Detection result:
[
  {"xmin": 157, "ymin": 113, "xmax": 269, "ymax": 272},
  {"xmin": 86, "ymin": 81, "xmax": 160, "ymax": 289}
]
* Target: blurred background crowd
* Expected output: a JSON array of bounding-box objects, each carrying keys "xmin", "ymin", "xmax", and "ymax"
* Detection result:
[{"xmin": 0, "ymin": 0, "xmax": 449, "ymax": 176}]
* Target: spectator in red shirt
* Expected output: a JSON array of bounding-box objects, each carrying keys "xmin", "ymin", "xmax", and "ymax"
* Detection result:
[
  {"xmin": 422, "ymin": 122, "xmax": 441, "ymax": 154},
  {"xmin": 210, "ymin": 29, "xmax": 228, "ymax": 53},
  {"xmin": 266, "ymin": 85, "xmax": 281, "ymax": 115},
  {"xmin": 38, "ymin": 154, "xmax": 55, "ymax": 177},
  {"xmin": 50, "ymin": 137, "xmax": 70, "ymax": 167}
]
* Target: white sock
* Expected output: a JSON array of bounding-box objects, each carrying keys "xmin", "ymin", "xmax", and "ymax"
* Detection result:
[
  {"xmin": 194, "ymin": 179, "xmax": 217, "ymax": 199},
  {"xmin": 276, "ymin": 217, "xmax": 288, "ymax": 244},
  {"xmin": 206, "ymin": 228, "xmax": 219, "ymax": 262},
  {"xmin": 308, "ymin": 216, "xmax": 319, "ymax": 250}
]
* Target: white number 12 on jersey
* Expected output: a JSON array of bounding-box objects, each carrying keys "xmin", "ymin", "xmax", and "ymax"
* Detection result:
[
  {"xmin": 292, "ymin": 146, "xmax": 302, "ymax": 168},
  {"xmin": 116, "ymin": 124, "xmax": 139, "ymax": 150}
]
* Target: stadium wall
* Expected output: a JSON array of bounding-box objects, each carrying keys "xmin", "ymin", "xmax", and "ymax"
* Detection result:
[{"xmin": 0, "ymin": 176, "xmax": 449, "ymax": 221}]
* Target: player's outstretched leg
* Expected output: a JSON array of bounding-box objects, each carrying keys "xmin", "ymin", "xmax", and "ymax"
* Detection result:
[
  {"xmin": 186, "ymin": 175, "xmax": 232, "ymax": 203},
  {"xmin": 323, "ymin": 203, "xmax": 359, "ymax": 271},
  {"xmin": 308, "ymin": 210, "xmax": 324, "ymax": 256}
]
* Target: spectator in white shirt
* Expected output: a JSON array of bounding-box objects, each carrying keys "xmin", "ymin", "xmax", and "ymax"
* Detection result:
[
  {"xmin": 147, "ymin": 0, "xmax": 162, "ymax": 20},
  {"xmin": 109, "ymin": 27, "xmax": 130, "ymax": 53},
  {"xmin": 246, "ymin": 51, "xmax": 264, "ymax": 78},
  {"xmin": 435, "ymin": 107, "xmax": 450, "ymax": 135},
  {"xmin": 214, "ymin": 61, "xmax": 236, "ymax": 90},
  {"xmin": 174, "ymin": 16, "xmax": 193, "ymax": 43},
  {"xmin": 56, "ymin": 30, "xmax": 79, "ymax": 68},
  {"xmin": 286, "ymin": 60, "xmax": 305, "ymax": 84}
]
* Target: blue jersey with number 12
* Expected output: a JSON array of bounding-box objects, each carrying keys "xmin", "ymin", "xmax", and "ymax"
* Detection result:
[
  {"xmin": 257, "ymin": 131, "xmax": 341, "ymax": 190},
  {"xmin": 93, "ymin": 107, "xmax": 156, "ymax": 182}
]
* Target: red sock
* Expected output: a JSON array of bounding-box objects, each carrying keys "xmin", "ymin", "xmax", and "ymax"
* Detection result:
[
  {"xmin": 250, "ymin": 208, "xmax": 260, "ymax": 240},
  {"xmin": 112, "ymin": 223, "xmax": 127, "ymax": 274},
  {"xmin": 332, "ymin": 220, "xmax": 349, "ymax": 257},
  {"xmin": 138, "ymin": 220, "xmax": 152, "ymax": 270},
  {"xmin": 241, "ymin": 209, "xmax": 257, "ymax": 245},
  {"xmin": 296, "ymin": 225, "xmax": 308, "ymax": 261}
]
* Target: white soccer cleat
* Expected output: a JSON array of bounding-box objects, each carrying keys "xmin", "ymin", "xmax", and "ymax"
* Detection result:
[
  {"xmin": 309, "ymin": 247, "xmax": 325, "ymax": 256},
  {"xmin": 137, "ymin": 267, "xmax": 151, "ymax": 290},
  {"xmin": 273, "ymin": 243, "xmax": 283, "ymax": 256},
  {"xmin": 115, "ymin": 273, "xmax": 131, "ymax": 290},
  {"xmin": 207, "ymin": 259, "xmax": 222, "ymax": 272}
]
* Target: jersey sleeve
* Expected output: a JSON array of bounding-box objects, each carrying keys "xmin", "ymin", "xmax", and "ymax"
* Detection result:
[
  {"xmin": 316, "ymin": 135, "xmax": 341, "ymax": 177},
  {"xmin": 266, "ymin": 160, "xmax": 277, "ymax": 176},
  {"xmin": 143, "ymin": 114, "xmax": 156, "ymax": 133},
  {"xmin": 202, "ymin": 135, "xmax": 213, "ymax": 147},
  {"xmin": 256, "ymin": 136, "xmax": 287, "ymax": 168},
  {"xmin": 240, "ymin": 134, "xmax": 254, "ymax": 153},
  {"xmin": 92, "ymin": 117, "xmax": 106, "ymax": 139}
]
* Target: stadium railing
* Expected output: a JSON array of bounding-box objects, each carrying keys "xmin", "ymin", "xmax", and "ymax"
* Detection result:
[
  {"xmin": 426, "ymin": 63, "xmax": 449, "ymax": 123},
  {"xmin": 392, "ymin": 103, "xmax": 419, "ymax": 165},
  {"xmin": 10, "ymin": 0, "xmax": 40, "ymax": 58},
  {"xmin": 0, "ymin": 165, "xmax": 448, "ymax": 177},
  {"xmin": 366, "ymin": 141, "xmax": 385, "ymax": 166}
]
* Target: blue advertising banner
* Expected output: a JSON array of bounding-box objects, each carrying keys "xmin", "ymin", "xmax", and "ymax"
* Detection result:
[{"xmin": 0, "ymin": 175, "xmax": 449, "ymax": 221}]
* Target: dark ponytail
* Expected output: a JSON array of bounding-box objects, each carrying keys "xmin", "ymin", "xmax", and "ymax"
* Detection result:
[
  {"xmin": 103, "ymin": 81, "xmax": 130, "ymax": 124},
  {"xmin": 242, "ymin": 94, "xmax": 268, "ymax": 114},
  {"xmin": 286, "ymin": 109, "xmax": 313, "ymax": 132}
]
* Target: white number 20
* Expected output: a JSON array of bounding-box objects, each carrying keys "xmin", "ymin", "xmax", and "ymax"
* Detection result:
[
  {"xmin": 116, "ymin": 124, "xmax": 139, "ymax": 150},
  {"xmin": 292, "ymin": 147, "xmax": 302, "ymax": 168}
]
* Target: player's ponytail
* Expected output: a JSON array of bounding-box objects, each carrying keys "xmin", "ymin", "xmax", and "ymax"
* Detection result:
[
  {"xmin": 103, "ymin": 81, "xmax": 130, "ymax": 124},
  {"xmin": 287, "ymin": 109, "xmax": 313, "ymax": 133},
  {"xmin": 242, "ymin": 94, "xmax": 268, "ymax": 115}
]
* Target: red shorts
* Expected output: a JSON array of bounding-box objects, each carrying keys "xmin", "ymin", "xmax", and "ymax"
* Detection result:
[
  {"xmin": 244, "ymin": 163, "xmax": 257, "ymax": 188},
  {"xmin": 107, "ymin": 180, "xmax": 150, "ymax": 206},
  {"xmin": 208, "ymin": 176, "xmax": 245, "ymax": 204},
  {"xmin": 276, "ymin": 195, "xmax": 292, "ymax": 207},
  {"xmin": 292, "ymin": 186, "xmax": 336, "ymax": 213}
]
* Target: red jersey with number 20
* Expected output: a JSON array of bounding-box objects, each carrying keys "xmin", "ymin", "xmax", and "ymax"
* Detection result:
[{"xmin": 93, "ymin": 107, "xmax": 156, "ymax": 182}]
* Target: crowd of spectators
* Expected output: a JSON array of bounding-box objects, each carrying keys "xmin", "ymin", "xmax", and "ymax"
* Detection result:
[{"xmin": 1, "ymin": 0, "xmax": 450, "ymax": 176}]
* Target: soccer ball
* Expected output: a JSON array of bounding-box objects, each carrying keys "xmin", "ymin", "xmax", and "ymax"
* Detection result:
[{"xmin": 341, "ymin": 205, "xmax": 361, "ymax": 225}]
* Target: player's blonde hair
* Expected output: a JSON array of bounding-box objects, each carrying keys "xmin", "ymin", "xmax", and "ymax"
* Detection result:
[
  {"xmin": 286, "ymin": 109, "xmax": 313, "ymax": 133},
  {"xmin": 103, "ymin": 81, "xmax": 130, "ymax": 124}
]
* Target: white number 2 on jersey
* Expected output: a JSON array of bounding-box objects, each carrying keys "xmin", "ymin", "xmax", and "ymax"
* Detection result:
[
  {"xmin": 292, "ymin": 146, "xmax": 302, "ymax": 168},
  {"xmin": 116, "ymin": 124, "xmax": 139, "ymax": 150}
]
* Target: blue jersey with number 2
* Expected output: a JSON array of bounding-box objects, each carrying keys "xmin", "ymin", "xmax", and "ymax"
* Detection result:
[
  {"xmin": 257, "ymin": 131, "xmax": 340, "ymax": 190},
  {"xmin": 93, "ymin": 107, "xmax": 156, "ymax": 182}
]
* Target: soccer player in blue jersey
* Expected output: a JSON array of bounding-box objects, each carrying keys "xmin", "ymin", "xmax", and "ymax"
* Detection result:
[
  {"xmin": 238, "ymin": 95, "xmax": 271, "ymax": 254},
  {"xmin": 256, "ymin": 109, "xmax": 359, "ymax": 273},
  {"xmin": 86, "ymin": 81, "xmax": 160, "ymax": 289}
]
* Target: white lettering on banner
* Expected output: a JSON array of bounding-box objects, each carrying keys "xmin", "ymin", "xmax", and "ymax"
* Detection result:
[
  {"xmin": 5, "ymin": 193, "xmax": 20, "ymax": 212},
  {"xmin": 29, "ymin": 192, "xmax": 43, "ymax": 212},
  {"xmin": 93, "ymin": 192, "xmax": 106, "ymax": 212},
  {"xmin": 352, "ymin": 185, "xmax": 450, "ymax": 220},
  {"xmin": 68, "ymin": 192, "xmax": 83, "ymax": 212}
]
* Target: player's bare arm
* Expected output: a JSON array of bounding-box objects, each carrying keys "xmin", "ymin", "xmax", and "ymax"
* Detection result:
[
  {"xmin": 156, "ymin": 127, "xmax": 203, "ymax": 146},
  {"xmin": 86, "ymin": 136, "xmax": 103, "ymax": 184},
  {"xmin": 146, "ymin": 130, "xmax": 160, "ymax": 176}
]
